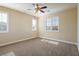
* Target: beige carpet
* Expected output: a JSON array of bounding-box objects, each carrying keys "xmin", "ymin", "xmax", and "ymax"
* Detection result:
[{"xmin": 0, "ymin": 38, "xmax": 78, "ymax": 56}]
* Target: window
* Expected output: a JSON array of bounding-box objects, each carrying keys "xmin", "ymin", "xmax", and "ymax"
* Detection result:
[
  {"xmin": 45, "ymin": 16, "xmax": 59, "ymax": 32},
  {"xmin": 0, "ymin": 12, "xmax": 8, "ymax": 33},
  {"xmin": 32, "ymin": 19, "xmax": 37, "ymax": 31}
]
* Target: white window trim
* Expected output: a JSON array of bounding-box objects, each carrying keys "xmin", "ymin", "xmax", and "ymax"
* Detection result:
[
  {"xmin": 0, "ymin": 12, "xmax": 9, "ymax": 33},
  {"xmin": 32, "ymin": 18, "xmax": 37, "ymax": 32},
  {"xmin": 45, "ymin": 16, "xmax": 59, "ymax": 32}
]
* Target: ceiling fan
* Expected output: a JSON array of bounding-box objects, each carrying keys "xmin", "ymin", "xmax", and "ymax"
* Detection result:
[{"xmin": 32, "ymin": 4, "xmax": 47, "ymax": 14}]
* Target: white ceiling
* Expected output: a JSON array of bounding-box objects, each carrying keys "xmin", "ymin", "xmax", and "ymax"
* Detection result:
[{"xmin": 0, "ymin": 3, "xmax": 77, "ymax": 17}]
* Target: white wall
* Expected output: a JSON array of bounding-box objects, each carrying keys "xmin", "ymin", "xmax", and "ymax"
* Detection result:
[
  {"xmin": 38, "ymin": 7, "xmax": 77, "ymax": 45},
  {"xmin": 0, "ymin": 6, "xmax": 38, "ymax": 46}
]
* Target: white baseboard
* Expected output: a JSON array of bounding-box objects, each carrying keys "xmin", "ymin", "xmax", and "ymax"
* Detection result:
[
  {"xmin": 0, "ymin": 37, "xmax": 37, "ymax": 47},
  {"xmin": 39, "ymin": 37, "xmax": 77, "ymax": 45},
  {"xmin": 0, "ymin": 36, "xmax": 77, "ymax": 47}
]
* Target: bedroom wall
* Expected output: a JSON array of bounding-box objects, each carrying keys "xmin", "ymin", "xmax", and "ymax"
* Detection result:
[
  {"xmin": 38, "ymin": 7, "xmax": 77, "ymax": 44},
  {"xmin": 0, "ymin": 6, "xmax": 38, "ymax": 45},
  {"xmin": 77, "ymin": 4, "xmax": 79, "ymax": 51}
]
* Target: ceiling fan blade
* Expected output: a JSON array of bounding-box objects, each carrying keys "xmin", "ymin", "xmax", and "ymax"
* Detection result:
[
  {"xmin": 40, "ymin": 9, "xmax": 45, "ymax": 13},
  {"xmin": 40, "ymin": 6, "xmax": 47, "ymax": 9}
]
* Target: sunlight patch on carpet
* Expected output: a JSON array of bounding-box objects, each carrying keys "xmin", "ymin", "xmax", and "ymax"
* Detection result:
[{"xmin": 41, "ymin": 39, "xmax": 59, "ymax": 45}]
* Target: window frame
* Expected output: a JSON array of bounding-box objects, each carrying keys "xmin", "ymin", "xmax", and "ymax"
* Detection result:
[
  {"xmin": 45, "ymin": 16, "xmax": 59, "ymax": 32},
  {"xmin": 0, "ymin": 12, "xmax": 9, "ymax": 33},
  {"xmin": 32, "ymin": 18, "xmax": 37, "ymax": 32}
]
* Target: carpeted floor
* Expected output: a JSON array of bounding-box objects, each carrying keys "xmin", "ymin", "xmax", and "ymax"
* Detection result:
[{"xmin": 0, "ymin": 38, "xmax": 78, "ymax": 56}]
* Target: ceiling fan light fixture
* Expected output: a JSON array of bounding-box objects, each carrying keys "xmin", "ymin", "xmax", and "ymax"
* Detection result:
[{"xmin": 33, "ymin": 4, "xmax": 47, "ymax": 14}]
